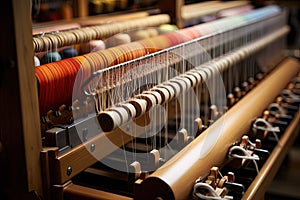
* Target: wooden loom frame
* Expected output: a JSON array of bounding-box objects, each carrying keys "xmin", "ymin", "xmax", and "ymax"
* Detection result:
[{"xmin": 0, "ymin": 1, "xmax": 299, "ymax": 200}]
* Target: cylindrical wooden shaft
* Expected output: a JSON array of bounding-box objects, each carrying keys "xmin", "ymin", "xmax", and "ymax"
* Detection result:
[{"xmin": 135, "ymin": 58, "xmax": 299, "ymax": 200}]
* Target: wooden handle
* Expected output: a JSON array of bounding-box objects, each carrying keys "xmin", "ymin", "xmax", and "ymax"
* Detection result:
[{"xmin": 135, "ymin": 58, "xmax": 300, "ymax": 200}]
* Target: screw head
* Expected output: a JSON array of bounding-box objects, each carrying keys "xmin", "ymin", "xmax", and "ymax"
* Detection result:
[
  {"xmin": 90, "ymin": 144, "xmax": 95, "ymax": 152},
  {"xmin": 67, "ymin": 166, "xmax": 72, "ymax": 176}
]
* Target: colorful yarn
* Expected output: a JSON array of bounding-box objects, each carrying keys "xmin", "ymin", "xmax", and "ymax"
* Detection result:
[
  {"xmin": 35, "ymin": 6, "xmax": 281, "ymax": 116},
  {"xmin": 40, "ymin": 52, "xmax": 62, "ymax": 65},
  {"xmin": 59, "ymin": 47, "xmax": 78, "ymax": 59}
]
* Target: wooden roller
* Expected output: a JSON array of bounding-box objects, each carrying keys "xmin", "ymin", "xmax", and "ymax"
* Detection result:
[
  {"xmin": 134, "ymin": 58, "xmax": 299, "ymax": 200},
  {"xmin": 33, "ymin": 14, "xmax": 170, "ymax": 52}
]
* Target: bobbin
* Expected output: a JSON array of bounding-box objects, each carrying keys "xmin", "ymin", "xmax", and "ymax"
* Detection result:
[
  {"xmin": 151, "ymin": 87, "xmax": 170, "ymax": 104},
  {"xmin": 143, "ymin": 90, "xmax": 163, "ymax": 105},
  {"xmin": 128, "ymin": 98, "xmax": 147, "ymax": 117}
]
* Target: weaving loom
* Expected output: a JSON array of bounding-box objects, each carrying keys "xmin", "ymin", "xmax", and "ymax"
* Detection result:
[
  {"xmin": 36, "ymin": 3, "xmax": 300, "ymax": 200},
  {"xmin": 0, "ymin": 1, "xmax": 299, "ymax": 200}
]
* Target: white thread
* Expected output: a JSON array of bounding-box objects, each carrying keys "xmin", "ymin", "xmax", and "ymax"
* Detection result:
[
  {"xmin": 228, "ymin": 145, "xmax": 260, "ymax": 174},
  {"xmin": 252, "ymin": 118, "xmax": 279, "ymax": 142},
  {"xmin": 193, "ymin": 182, "xmax": 233, "ymax": 200},
  {"xmin": 268, "ymin": 103, "xmax": 286, "ymax": 115}
]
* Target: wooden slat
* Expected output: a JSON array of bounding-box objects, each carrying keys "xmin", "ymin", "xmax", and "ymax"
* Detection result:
[
  {"xmin": 242, "ymin": 108, "xmax": 300, "ymax": 199},
  {"xmin": 64, "ymin": 182, "xmax": 133, "ymax": 200},
  {"xmin": 182, "ymin": 1, "xmax": 249, "ymax": 20},
  {"xmin": 53, "ymin": 114, "xmax": 149, "ymax": 184}
]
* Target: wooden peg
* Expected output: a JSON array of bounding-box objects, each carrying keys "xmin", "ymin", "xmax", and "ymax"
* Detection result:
[
  {"xmin": 263, "ymin": 110, "xmax": 269, "ymax": 120},
  {"xmin": 241, "ymin": 135, "xmax": 249, "ymax": 148},
  {"xmin": 255, "ymin": 139, "xmax": 262, "ymax": 149},
  {"xmin": 130, "ymin": 161, "xmax": 141, "ymax": 180},
  {"xmin": 227, "ymin": 172, "xmax": 235, "ymax": 182},
  {"xmin": 248, "ymin": 77, "xmax": 255, "ymax": 89},
  {"xmin": 227, "ymin": 93, "xmax": 235, "ymax": 107},
  {"xmin": 234, "ymin": 87, "xmax": 242, "ymax": 101},
  {"xmin": 210, "ymin": 105, "xmax": 219, "ymax": 120},
  {"xmin": 276, "ymin": 96, "xmax": 283, "ymax": 105},
  {"xmin": 177, "ymin": 128, "xmax": 188, "ymax": 149},
  {"xmin": 256, "ymin": 73, "xmax": 264, "ymax": 81},
  {"xmin": 241, "ymin": 81, "xmax": 249, "ymax": 96},
  {"xmin": 194, "ymin": 118, "xmax": 203, "ymax": 135},
  {"xmin": 148, "ymin": 149, "xmax": 160, "ymax": 171}
]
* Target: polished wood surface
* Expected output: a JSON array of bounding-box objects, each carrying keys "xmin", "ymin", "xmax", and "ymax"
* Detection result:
[
  {"xmin": 135, "ymin": 58, "xmax": 300, "ymax": 200},
  {"xmin": 0, "ymin": 0, "xmax": 42, "ymax": 199},
  {"xmin": 64, "ymin": 182, "xmax": 133, "ymax": 200}
]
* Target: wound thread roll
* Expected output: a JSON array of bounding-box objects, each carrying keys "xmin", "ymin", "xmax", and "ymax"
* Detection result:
[{"xmin": 97, "ymin": 110, "xmax": 122, "ymax": 132}]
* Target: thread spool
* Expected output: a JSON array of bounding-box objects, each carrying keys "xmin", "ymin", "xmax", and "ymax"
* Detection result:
[
  {"xmin": 186, "ymin": 71, "xmax": 202, "ymax": 86},
  {"xmin": 40, "ymin": 52, "xmax": 62, "ymax": 64},
  {"xmin": 158, "ymin": 84, "xmax": 175, "ymax": 100},
  {"xmin": 81, "ymin": 40, "xmax": 106, "ymax": 54},
  {"xmin": 164, "ymin": 81, "xmax": 181, "ymax": 97},
  {"xmin": 120, "ymin": 102, "xmax": 137, "ymax": 118},
  {"xmin": 130, "ymin": 30, "xmax": 150, "ymax": 41},
  {"xmin": 59, "ymin": 47, "xmax": 78, "ymax": 59},
  {"xmin": 189, "ymin": 70, "xmax": 203, "ymax": 82},
  {"xmin": 105, "ymin": 33, "xmax": 131, "ymax": 48},
  {"xmin": 181, "ymin": 74, "xmax": 197, "ymax": 88},
  {"xmin": 169, "ymin": 78, "xmax": 187, "ymax": 94},
  {"xmin": 151, "ymin": 87, "xmax": 170, "ymax": 104},
  {"xmin": 146, "ymin": 28, "xmax": 159, "ymax": 37},
  {"xmin": 110, "ymin": 106, "xmax": 131, "ymax": 124},
  {"xmin": 144, "ymin": 91, "xmax": 162, "ymax": 105},
  {"xmin": 34, "ymin": 56, "xmax": 40, "ymax": 67},
  {"xmin": 158, "ymin": 24, "xmax": 178, "ymax": 34},
  {"xmin": 128, "ymin": 99, "xmax": 147, "ymax": 117},
  {"xmin": 97, "ymin": 110, "xmax": 122, "ymax": 132},
  {"xmin": 138, "ymin": 93, "xmax": 157, "ymax": 111}
]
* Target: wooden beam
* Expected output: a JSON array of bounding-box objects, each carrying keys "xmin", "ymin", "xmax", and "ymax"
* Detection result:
[
  {"xmin": 158, "ymin": 0, "xmax": 183, "ymax": 28},
  {"xmin": 0, "ymin": 0, "xmax": 42, "ymax": 199}
]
